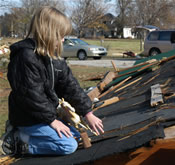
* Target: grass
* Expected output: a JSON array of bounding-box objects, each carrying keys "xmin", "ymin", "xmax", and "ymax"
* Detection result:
[
  {"xmin": 0, "ymin": 69, "xmax": 10, "ymax": 136},
  {"xmin": 84, "ymin": 38, "xmax": 142, "ymax": 56},
  {"xmin": 70, "ymin": 65, "xmax": 114, "ymax": 88}
]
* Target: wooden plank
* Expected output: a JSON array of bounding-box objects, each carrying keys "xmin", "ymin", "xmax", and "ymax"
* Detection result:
[
  {"xmin": 112, "ymin": 61, "xmax": 158, "ymax": 81},
  {"xmin": 0, "ymin": 155, "xmax": 16, "ymax": 165},
  {"xmin": 98, "ymin": 71, "xmax": 117, "ymax": 92},
  {"xmin": 88, "ymin": 71, "xmax": 117, "ymax": 101},
  {"xmin": 151, "ymin": 84, "xmax": 164, "ymax": 107},
  {"xmin": 93, "ymin": 96, "xmax": 119, "ymax": 112},
  {"xmin": 118, "ymin": 59, "xmax": 157, "ymax": 73},
  {"xmin": 164, "ymin": 125, "xmax": 175, "ymax": 139},
  {"xmin": 111, "ymin": 60, "xmax": 119, "ymax": 73},
  {"xmin": 87, "ymin": 87, "xmax": 101, "ymax": 101},
  {"xmin": 98, "ymin": 76, "xmax": 131, "ymax": 99},
  {"xmin": 114, "ymin": 77, "xmax": 142, "ymax": 93},
  {"xmin": 126, "ymin": 138, "xmax": 175, "ymax": 165}
]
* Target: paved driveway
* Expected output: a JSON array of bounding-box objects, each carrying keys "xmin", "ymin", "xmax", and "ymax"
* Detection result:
[{"xmin": 68, "ymin": 59, "xmax": 136, "ymax": 68}]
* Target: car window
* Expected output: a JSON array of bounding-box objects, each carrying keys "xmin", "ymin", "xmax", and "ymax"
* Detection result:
[
  {"xmin": 159, "ymin": 31, "xmax": 171, "ymax": 41},
  {"xmin": 148, "ymin": 31, "xmax": 159, "ymax": 41},
  {"xmin": 63, "ymin": 39, "xmax": 73, "ymax": 45},
  {"xmin": 70, "ymin": 39, "xmax": 89, "ymax": 45},
  {"xmin": 171, "ymin": 32, "xmax": 175, "ymax": 43}
]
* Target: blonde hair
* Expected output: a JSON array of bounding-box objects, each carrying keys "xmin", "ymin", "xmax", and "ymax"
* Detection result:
[{"xmin": 26, "ymin": 6, "xmax": 72, "ymax": 58}]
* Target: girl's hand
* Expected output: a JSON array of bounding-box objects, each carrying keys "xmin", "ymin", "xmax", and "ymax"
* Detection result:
[
  {"xmin": 85, "ymin": 112, "xmax": 104, "ymax": 135},
  {"xmin": 50, "ymin": 119, "xmax": 73, "ymax": 138}
]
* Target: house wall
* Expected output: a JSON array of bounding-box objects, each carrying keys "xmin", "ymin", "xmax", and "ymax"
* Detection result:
[{"xmin": 123, "ymin": 28, "xmax": 135, "ymax": 39}]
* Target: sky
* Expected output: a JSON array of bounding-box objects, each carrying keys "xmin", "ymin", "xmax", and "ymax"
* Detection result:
[{"xmin": 0, "ymin": 0, "xmax": 117, "ymax": 16}]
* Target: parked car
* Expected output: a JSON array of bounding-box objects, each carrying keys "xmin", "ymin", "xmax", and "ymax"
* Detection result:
[
  {"xmin": 61, "ymin": 37, "xmax": 107, "ymax": 60},
  {"xmin": 143, "ymin": 30, "xmax": 175, "ymax": 56}
]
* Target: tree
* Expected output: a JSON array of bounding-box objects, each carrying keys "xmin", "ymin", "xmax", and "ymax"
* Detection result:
[
  {"xmin": 8, "ymin": 0, "xmax": 66, "ymax": 37},
  {"xmin": 114, "ymin": 0, "xmax": 175, "ymax": 37},
  {"xmin": 115, "ymin": 0, "xmax": 133, "ymax": 37},
  {"xmin": 70, "ymin": 0, "xmax": 109, "ymax": 37},
  {"xmin": 133, "ymin": 0, "xmax": 174, "ymax": 27}
]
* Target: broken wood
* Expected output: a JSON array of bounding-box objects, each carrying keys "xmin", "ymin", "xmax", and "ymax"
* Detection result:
[
  {"xmin": 87, "ymin": 71, "xmax": 117, "ymax": 101},
  {"xmin": 112, "ymin": 61, "xmax": 158, "ymax": 81},
  {"xmin": 164, "ymin": 125, "xmax": 175, "ymax": 139},
  {"xmin": 126, "ymin": 138, "xmax": 175, "ymax": 165},
  {"xmin": 118, "ymin": 59, "xmax": 158, "ymax": 73},
  {"xmin": 111, "ymin": 60, "xmax": 119, "ymax": 73},
  {"xmin": 142, "ymin": 73, "xmax": 160, "ymax": 86},
  {"xmin": 98, "ymin": 76, "xmax": 131, "ymax": 99},
  {"xmin": 93, "ymin": 96, "xmax": 119, "ymax": 112},
  {"xmin": 160, "ymin": 54, "xmax": 175, "ymax": 64},
  {"xmin": 0, "ymin": 155, "xmax": 16, "ymax": 165},
  {"xmin": 151, "ymin": 84, "xmax": 164, "ymax": 107},
  {"xmin": 137, "ymin": 61, "xmax": 159, "ymax": 72},
  {"xmin": 80, "ymin": 128, "xmax": 92, "ymax": 148},
  {"xmin": 114, "ymin": 77, "xmax": 142, "ymax": 93},
  {"xmin": 87, "ymin": 87, "xmax": 101, "ymax": 101},
  {"xmin": 98, "ymin": 71, "xmax": 117, "ymax": 92}
]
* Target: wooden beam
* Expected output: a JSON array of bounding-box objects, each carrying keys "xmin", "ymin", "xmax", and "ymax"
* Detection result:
[
  {"xmin": 118, "ymin": 59, "xmax": 157, "ymax": 73},
  {"xmin": 93, "ymin": 96, "xmax": 119, "ymax": 112},
  {"xmin": 98, "ymin": 76, "xmax": 131, "ymax": 99},
  {"xmin": 114, "ymin": 77, "xmax": 142, "ymax": 93},
  {"xmin": 111, "ymin": 60, "xmax": 119, "ymax": 73},
  {"xmin": 88, "ymin": 71, "xmax": 117, "ymax": 101}
]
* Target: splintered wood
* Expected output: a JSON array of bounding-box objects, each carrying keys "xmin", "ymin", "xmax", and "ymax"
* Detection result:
[
  {"xmin": 87, "ymin": 71, "xmax": 117, "ymax": 101},
  {"xmin": 93, "ymin": 96, "xmax": 119, "ymax": 111},
  {"xmin": 151, "ymin": 84, "xmax": 164, "ymax": 107}
]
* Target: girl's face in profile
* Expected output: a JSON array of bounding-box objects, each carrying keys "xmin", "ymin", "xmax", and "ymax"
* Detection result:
[{"xmin": 55, "ymin": 38, "xmax": 64, "ymax": 49}]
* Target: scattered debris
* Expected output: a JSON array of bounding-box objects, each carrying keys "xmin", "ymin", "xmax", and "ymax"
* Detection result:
[
  {"xmin": 0, "ymin": 45, "xmax": 9, "ymax": 55},
  {"xmin": 123, "ymin": 51, "xmax": 136, "ymax": 58},
  {"xmin": 151, "ymin": 84, "xmax": 164, "ymax": 107}
]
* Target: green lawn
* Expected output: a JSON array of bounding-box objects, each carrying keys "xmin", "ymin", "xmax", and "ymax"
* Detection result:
[
  {"xmin": 84, "ymin": 38, "xmax": 142, "ymax": 56},
  {"xmin": 0, "ymin": 73, "xmax": 10, "ymax": 136}
]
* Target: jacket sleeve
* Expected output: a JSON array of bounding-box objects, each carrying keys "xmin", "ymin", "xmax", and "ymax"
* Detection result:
[
  {"xmin": 9, "ymin": 49, "xmax": 57, "ymax": 124},
  {"xmin": 53, "ymin": 59, "xmax": 92, "ymax": 117}
]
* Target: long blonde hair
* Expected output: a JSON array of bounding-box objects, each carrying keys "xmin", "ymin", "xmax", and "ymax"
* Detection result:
[{"xmin": 26, "ymin": 6, "xmax": 72, "ymax": 58}]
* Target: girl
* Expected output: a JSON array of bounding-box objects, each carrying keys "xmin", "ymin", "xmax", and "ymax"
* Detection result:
[{"xmin": 0, "ymin": 6, "xmax": 104, "ymax": 155}]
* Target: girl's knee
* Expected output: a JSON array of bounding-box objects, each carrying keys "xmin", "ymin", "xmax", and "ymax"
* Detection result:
[{"xmin": 57, "ymin": 138, "xmax": 78, "ymax": 155}]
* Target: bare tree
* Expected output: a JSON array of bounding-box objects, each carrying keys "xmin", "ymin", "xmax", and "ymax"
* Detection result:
[
  {"xmin": 128, "ymin": 0, "xmax": 175, "ymax": 29},
  {"xmin": 70, "ymin": 0, "xmax": 109, "ymax": 37},
  {"xmin": 115, "ymin": 0, "xmax": 133, "ymax": 37},
  {"xmin": 9, "ymin": 0, "xmax": 66, "ymax": 37}
]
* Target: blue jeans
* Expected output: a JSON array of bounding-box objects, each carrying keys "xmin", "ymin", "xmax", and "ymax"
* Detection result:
[{"xmin": 18, "ymin": 123, "xmax": 80, "ymax": 155}]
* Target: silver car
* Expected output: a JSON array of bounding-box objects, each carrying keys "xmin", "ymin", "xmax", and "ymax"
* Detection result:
[{"xmin": 61, "ymin": 37, "xmax": 107, "ymax": 60}]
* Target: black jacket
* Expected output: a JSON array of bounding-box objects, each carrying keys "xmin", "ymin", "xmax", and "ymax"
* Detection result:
[{"xmin": 7, "ymin": 38, "xmax": 92, "ymax": 127}]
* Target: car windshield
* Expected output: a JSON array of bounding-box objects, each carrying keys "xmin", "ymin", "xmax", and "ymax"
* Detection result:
[{"xmin": 70, "ymin": 39, "xmax": 89, "ymax": 45}]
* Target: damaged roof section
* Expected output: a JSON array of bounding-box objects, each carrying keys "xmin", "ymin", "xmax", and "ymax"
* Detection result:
[{"xmin": 10, "ymin": 50, "xmax": 175, "ymax": 165}]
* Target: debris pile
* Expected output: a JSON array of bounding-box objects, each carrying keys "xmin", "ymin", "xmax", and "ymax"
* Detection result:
[{"xmin": 5, "ymin": 49, "xmax": 175, "ymax": 165}]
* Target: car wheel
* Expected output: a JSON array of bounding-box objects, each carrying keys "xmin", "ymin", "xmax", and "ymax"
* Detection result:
[
  {"xmin": 93, "ymin": 57, "xmax": 101, "ymax": 60},
  {"xmin": 77, "ymin": 50, "xmax": 87, "ymax": 60},
  {"xmin": 149, "ymin": 48, "xmax": 161, "ymax": 56}
]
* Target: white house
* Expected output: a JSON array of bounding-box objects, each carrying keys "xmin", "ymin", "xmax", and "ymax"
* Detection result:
[{"xmin": 123, "ymin": 27, "xmax": 135, "ymax": 39}]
